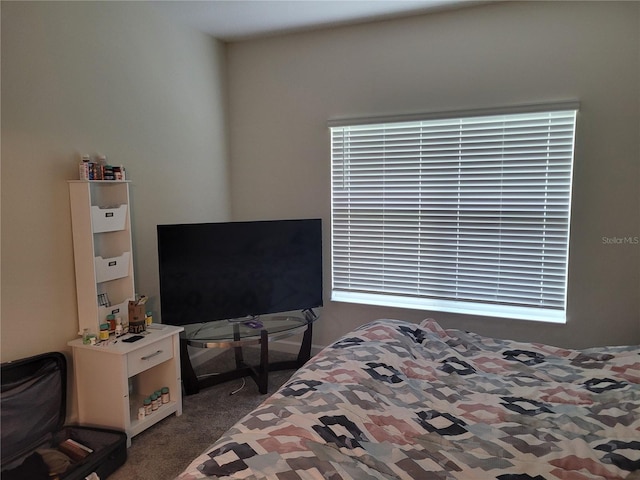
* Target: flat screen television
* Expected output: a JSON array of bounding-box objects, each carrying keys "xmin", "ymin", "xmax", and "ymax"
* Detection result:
[{"xmin": 157, "ymin": 219, "xmax": 323, "ymax": 326}]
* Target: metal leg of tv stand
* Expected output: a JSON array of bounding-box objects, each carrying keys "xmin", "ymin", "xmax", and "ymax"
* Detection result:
[
  {"xmin": 256, "ymin": 329, "xmax": 269, "ymax": 393},
  {"xmin": 180, "ymin": 337, "xmax": 201, "ymax": 395},
  {"xmin": 268, "ymin": 320, "xmax": 313, "ymax": 372}
]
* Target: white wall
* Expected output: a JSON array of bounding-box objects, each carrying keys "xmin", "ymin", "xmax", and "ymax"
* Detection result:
[
  {"xmin": 227, "ymin": 1, "xmax": 640, "ymax": 349},
  {"xmin": 1, "ymin": 1, "xmax": 230, "ymax": 362},
  {"xmin": 1, "ymin": 0, "xmax": 637, "ymax": 364}
]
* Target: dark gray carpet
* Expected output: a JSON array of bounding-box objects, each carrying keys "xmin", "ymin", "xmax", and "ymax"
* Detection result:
[{"xmin": 108, "ymin": 348, "xmax": 298, "ymax": 480}]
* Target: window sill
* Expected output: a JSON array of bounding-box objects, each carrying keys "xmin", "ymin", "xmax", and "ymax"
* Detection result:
[{"xmin": 331, "ymin": 291, "xmax": 567, "ymax": 324}]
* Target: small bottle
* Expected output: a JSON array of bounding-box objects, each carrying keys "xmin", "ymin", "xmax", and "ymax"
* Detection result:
[
  {"xmin": 106, "ymin": 314, "xmax": 116, "ymax": 332},
  {"xmin": 145, "ymin": 311, "xmax": 153, "ymax": 326},
  {"xmin": 82, "ymin": 328, "xmax": 92, "ymax": 345},
  {"xmin": 151, "ymin": 394, "xmax": 159, "ymax": 411},
  {"xmin": 144, "ymin": 397, "xmax": 152, "ymax": 415},
  {"xmin": 138, "ymin": 407, "xmax": 145, "ymax": 421},
  {"xmin": 161, "ymin": 387, "xmax": 170, "ymax": 404},
  {"xmin": 79, "ymin": 154, "xmax": 91, "ymax": 180},
  {"xmin": 103, "ymin": 164, "xmax": 115, "ymax": 181},
  {"xmin": 114, "ymin": 316, "xmax": 123, "ymax": 336},
  {"xmin": 94, "ymin": 155, "xmax": 107, "ymax": 181},
  {"xmin": 99, "ymin": 323, "xmax": 109, "ymax": 341}
]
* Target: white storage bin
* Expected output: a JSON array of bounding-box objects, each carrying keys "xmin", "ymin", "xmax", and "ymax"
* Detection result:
[
  {"xmin": 99, "ymin": 298, "xmax": 132, "ymax": 327},
  {"xmin": 91, "ymin": 205, "xmax": 128, "ymax": 233},
  {"xmin": 95, "ymin": 252, "xmax": 131, "ymax": 283}
]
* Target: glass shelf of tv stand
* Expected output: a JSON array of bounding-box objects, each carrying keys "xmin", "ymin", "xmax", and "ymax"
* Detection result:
[
  {"xmin": 182, "ymin": 315, "xmax": 308, "ymax": 348},
  {"xmin": 180, "ymin": 315, "xmax": 313, "ymax": 395}
]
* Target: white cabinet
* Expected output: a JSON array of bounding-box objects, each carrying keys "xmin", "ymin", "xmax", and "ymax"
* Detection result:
[
  {"xmin": 68, "ymin": 180, "xmax": 182, "ymax": 445},
  {"xmin": 68, "ymin": 180, "xmax": 135, "ymax": 335},
  {"xmin": 68, "ymin": 325, "xmax": 183, "ymax": 446}
]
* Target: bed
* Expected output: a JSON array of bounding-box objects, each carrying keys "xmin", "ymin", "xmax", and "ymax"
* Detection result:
[{"xmin": 176, "ymin": 318, "xmax": 640, "ymax": 480}]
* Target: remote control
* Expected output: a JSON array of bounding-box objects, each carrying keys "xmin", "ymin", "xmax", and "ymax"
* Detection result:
[{"xmin": 122, "ymin": 335, "xmax": 144, "ymax": 343}]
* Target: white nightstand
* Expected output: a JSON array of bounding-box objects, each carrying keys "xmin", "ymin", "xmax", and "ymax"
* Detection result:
[{"xmin": 68, "ymin": 325, "xmax": 183, "ymax": 447}]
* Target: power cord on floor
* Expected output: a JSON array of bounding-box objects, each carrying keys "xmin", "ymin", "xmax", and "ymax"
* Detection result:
[{"xmin": 230, "ymin": 377, "xmax": 246, "ymax": 395}]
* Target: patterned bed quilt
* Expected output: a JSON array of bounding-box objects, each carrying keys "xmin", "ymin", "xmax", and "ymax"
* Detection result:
[{"xmin": 176, "ymin": 319, "xmax": 640, "ymax": 480}]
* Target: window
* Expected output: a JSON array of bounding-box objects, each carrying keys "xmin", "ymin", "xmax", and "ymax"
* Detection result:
[{"xmin": 330, "ymin": 104, "xmax": 578, "ymax": 323}]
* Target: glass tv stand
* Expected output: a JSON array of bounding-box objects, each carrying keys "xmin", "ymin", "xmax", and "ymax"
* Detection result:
[{"xmin": 180, "ymin": 311, "xmax": 316, "ymax": 395}]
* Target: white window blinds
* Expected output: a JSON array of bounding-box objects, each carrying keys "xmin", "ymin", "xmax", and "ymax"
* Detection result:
[{"xmin": 330, "ymin": 105, "xmax": 578, "ymax": 323}]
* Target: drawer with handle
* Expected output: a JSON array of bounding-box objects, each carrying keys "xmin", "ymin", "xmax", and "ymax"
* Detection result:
[{"xmin": 127, "ymin": 337, "xmax": 173, "ymax": 376}]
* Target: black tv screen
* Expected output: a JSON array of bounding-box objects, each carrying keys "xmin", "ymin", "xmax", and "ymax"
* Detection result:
[{"xmin": 157, "ymin": 219, "xmax": 322, "ymax": 326}]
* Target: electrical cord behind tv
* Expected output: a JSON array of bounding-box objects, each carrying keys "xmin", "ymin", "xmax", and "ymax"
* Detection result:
[{"xmin": 230, "ymin": 377, "xmax": 246, "ymax": 395}]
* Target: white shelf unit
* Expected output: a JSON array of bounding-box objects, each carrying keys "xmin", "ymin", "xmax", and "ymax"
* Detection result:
[
  {"xmin": 68, "ymin": 325, "xmax": 183, "ymax": 446},
  {"xmin": 68, "ymin": 180, "xmax": 135, "ymax": 336}
]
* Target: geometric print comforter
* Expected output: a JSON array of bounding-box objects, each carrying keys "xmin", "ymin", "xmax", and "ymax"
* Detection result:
[{"xmin": 176, "ymin": 319, "xmax": 640, "ymax": 480}]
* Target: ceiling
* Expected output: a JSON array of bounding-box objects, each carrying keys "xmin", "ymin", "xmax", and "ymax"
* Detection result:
[{"xmin": 151, "ymin": 0, "xmax": 480, "ymax": 42}]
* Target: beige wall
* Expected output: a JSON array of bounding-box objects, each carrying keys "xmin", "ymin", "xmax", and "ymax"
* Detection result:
[
  {"xmin": 1, "ymin": 1, "xmax": 230, "ymax": 362},
  {"xmin": 1, "ymin": 1, "xmax": 638, "ymax": 369},
  {"xmin": 227, "ymin": 1, "xmax": 640, "ymax": 348}
]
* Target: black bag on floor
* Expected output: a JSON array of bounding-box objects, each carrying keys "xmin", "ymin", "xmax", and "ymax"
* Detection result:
[{"xmin": 1, "ymin": 352, "xmax": 127, "ymax": 479}]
